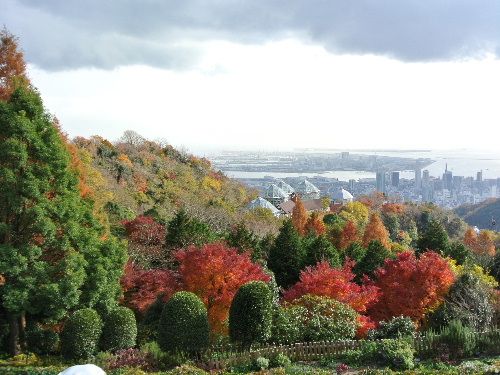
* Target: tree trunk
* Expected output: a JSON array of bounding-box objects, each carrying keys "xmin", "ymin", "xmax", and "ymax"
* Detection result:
[
  {"xmin": 7, "ymin": 312, "xmax": 20, "ymax": 356},
  {"xmin": 19, "ymin": 312, "xmax": 26, "ymax": 352}
]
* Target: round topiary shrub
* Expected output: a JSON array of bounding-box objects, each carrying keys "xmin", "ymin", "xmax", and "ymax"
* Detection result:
[
  {"xmin": 368, "ymin": 316, "xmax": 415, "ymax": 340},
  {"xmin": 158, "ymin": 291, "xmax": 209, "ymax": 353},
  {"xmin": 26, "ymin": 324, "xmax": 59, "ymax": 354},
  {"xmin": 61, "ymin": 308, "xmax": 103, "ymax": 359},
  {"xmin": 100, "ymin": 306, "xmax": 138, "ymax": 351},
  {"xmin": 229, "ymin": 281, "xmax": 273, "ymax": 347}
]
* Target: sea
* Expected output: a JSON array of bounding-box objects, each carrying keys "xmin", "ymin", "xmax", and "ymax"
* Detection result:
[{"xmin": 221, "ymin": 149, "xmax": 500, "ymax": 182}]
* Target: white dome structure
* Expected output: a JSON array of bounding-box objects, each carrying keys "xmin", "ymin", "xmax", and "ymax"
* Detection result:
[
  {"xmin": 58, "ymin": 364, "xmax": 106, "ymax": 375},
  {"xmin": 264, "ymin": 184, "xmax": 289, "ymax": 207},
  {"xmin": 275, "ymin": 179, "xmax": 295, "ymax": 195},
  {"xmin": 247, "ymin": 197, "xmax": 280, "ymax": 216},
  {"xmin": 332, "ymin": 188, "xmax": 354, "ymax": 203},
  {"xmin": 295, "ymin": 179, "xmax": 321, "ymax": 200}
]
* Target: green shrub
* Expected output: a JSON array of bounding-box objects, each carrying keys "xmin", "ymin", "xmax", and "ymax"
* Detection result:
[
  {"xmin": 377, "ymin": 339, "xmax": 414, "ymax": 370},
  {"xmin": 292, "ymin": 295, "xmax": 358, "ymax": 342},
  {"xmin": 138, "ymin": 295, "xmax": 164, "ymax": 344},
  {"xmin": 477, "ymin": 330, "xmax": 500, "ymax": 355},
  {"xmin": 270, "ymin": 305, "xmax": 306, "ymax": 344},
  {"xmin": 438, "ymin": 320, "xmax": 477, "ymax": 359},
  {"xmin": 158, "ymin": 291, "xmax": 209, "ymax": 353},
  {"xmin": 229, "ymin": 281, "xmax": 273, "ymax": 347},
  {"xmin": 101, "ymin": 306, "xmax": 137, "ymax": 351},
  {"xmin": 368, "ymin": 316, "xmax": 415, "ymax": 340},
  {"xmin": 269, "ymin": 353, "xmax": 291, "ymax": 368},
  {"xmin": 253, "ymin": 356, "xmax": 269, "ymax": 371},
  {"xmin": 25, "ymin": 324, "xmax": 59, "ymax": 355},
  {"xmin": 60, "ymin": 308, "xmax": 103, "ymax": 359}
]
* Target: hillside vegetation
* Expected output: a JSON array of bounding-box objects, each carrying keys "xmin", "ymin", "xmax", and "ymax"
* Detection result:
[{"xmin": 455, "ymin": 198, "xmax": 500, "ymax": 230}]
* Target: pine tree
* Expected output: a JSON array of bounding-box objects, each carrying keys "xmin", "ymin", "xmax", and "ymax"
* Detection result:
[
  {"xmin": 165, "ymin": 209, "xmax": 217, "ymax": 251},
  {"xmin": 0, "ymin": 86, "xmax": 126, "ymax": 354},
  {"xmin": 417, "ymin": 219, "xmax": 449, "ymax": 256},
  {"xmin": 304, "ymin": 235, "xmax": 341, "ymax": 268},
  {"xmin": 354, "ymin": 240, "xmax": 391, "ymax": 281},
  {"xmin": 268, "ymin": 220, "xmax": 306, "ymax": 288}
]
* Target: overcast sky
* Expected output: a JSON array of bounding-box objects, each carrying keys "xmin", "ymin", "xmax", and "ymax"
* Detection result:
[{"xmin": 3, "ymin": 0, "xmax": 500, "ymax": 153}]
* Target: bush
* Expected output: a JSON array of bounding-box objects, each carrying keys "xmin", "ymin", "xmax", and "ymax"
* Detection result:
[
  {"xmin": 25, "ymin": 324, "xmax": 59, "ymax": 355},
  {"xmin": 377, "ymin": 339, "xmax": 414, "ymax": 370},
  {"xmin": 292, "ymin": 295, "xmax": 358, "ymax": 342},
  {"xmin": 229, "ymin": 281, "xmax": 273, "ymax": 347},
  {"xmin": 368, "ymin": 316, "xmax": 415, "ymax": 340},
  {"xmin": 61, "ymin": 308, "xmax": 103, "ymax": 359},
  {"xmin": 101, "ymin": 306, "xmax": 137, "ymax": 351},
  {"xmin": 438, "ymin": 320, "xmax": 477, "ymax": 359},
  {"xmin": 269, "ymin": 353, "xmax": 291, "ymax": 368},
  {"xmin": 477, "ymin": 330, "xmax": 500, "ymax": 356},
  {"xmin": 253, "ymin": 356, "xmax": 269, "ymax": 371},
  {"xmin": 158, "ymin": 292, "xmax": 209, "ymax": 353},
  {"xmin": 107, "ymin": 348, "xmax": 155, "ymax": 371},
  {"xmin": 270, "ymin": 305, "xmax": 306, "ymax": 344}
]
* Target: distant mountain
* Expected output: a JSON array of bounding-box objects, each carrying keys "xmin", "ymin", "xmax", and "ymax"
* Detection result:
[{"xmin": 454, "ymin": 199, "xmax": 500, "ymax": 230}]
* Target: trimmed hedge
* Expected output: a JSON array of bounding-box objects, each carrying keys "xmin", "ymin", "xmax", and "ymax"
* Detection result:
[
  {"xmin": 158, "ymin": 291, "xmax": 209, "ymax": 353},
  {"xmin": 368, "ymin": 316, "xmax": 415, "ymax": 340},
  {"xmin": 229, "ymin": 281, "xmax": 273, "ymax": 347},
  {"xmin": 60, "ymin": 308, "xmax": 102, "ymax": 359},
  {"xmin": 100, "ymin": 306, "xmax": 137, "ymax": 351},
  {"xmin": 26, "ymin": 324, "xmax": 59, "ymax": 355}
]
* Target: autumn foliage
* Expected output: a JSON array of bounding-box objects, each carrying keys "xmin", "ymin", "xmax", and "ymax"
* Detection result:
[
  {"xmin": 123, "ymin": 216, "xmax": 165, "ymax": 247},
  {"xmin": 304, "ymin": 212, "xmax": 326, "ymax": 236},
  {"xmin": 363, "ymin": 213, "xmax": 391, "ymax": 249},
  {"xmin": 0, "ymin": 29, "xmax": 28, "ymax": 101},
  {"xmin": 292, "ymin": 197, "xmax": 308, "ymax": 235},
  {"xmin": 121, "ymin": 262, "xmax": 179, "ymax": 313},
  {"xmin": 464, "ymin": 228, "xmax": 496, "ymax": 256},
  {"xmin": 368, "ymin": 251, "xmax": 455, "ymax": 325},
  {"xmin": 175, "ymin": 242, "xmax": 271, "ymax": 334},
  {"xmin": 339, "ymin": 220, "xmax": 359, "ymax": 250}
]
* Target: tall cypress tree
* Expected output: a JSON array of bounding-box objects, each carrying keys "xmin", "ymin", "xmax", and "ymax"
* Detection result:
[
  {"xmin": 268, "ymin": 220, "xmax": 305, "ymax": 288},
  {"xmin": 417, "ymin": 219, "xmax": 449, "ymax": 256},
  {"xmin": 0, "ymin": 86, "xmax": 126, "ymax": 354}
]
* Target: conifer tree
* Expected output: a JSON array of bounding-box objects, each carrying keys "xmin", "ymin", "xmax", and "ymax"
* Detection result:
[
  {"xmin": 291, "ymin": 197, "xmax": 307, "ymax": 235},
  {"xmin": 417, "ymin": 219, "xmax": 449, "ymax": 256},
  {"xmin": 354, "ymin": 240, "xmax": 391, "ymax": 280},
  {"xmin": 268, "ymin": 220, "xmax": 305, "ymax": 288},
  {"xmin": 304, "ymin": 235, "xmax": 341, "ymax": 268}
]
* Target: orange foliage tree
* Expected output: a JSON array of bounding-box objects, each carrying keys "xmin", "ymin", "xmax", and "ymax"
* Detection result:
[
  {"xmin": 292, "ymin": 197, "xmax": 308, "ymax": 235},
  {"xmin": 368, "ymin": 251, "xmax": 455, "ymax": 325},
  {"xmin": 304, "ymin": 211, "xmax": 326, "ymax": 236},
  {"xmin": 477, "ymin": 230, "xmax": 496, "ymax": 256},
  {"xmin": 463, "ymin": 227, "xmax": 478, "ymax": 250},
  {"xmin": 339, "ymin": 220, "xmax": 359, "ymax": 250},
  {"xmin": 0, "ymin": 29, "xmax": 29, "ymax": 101},
  {"xmin": 363, "ymin": 213, "xmax": 391, "ymax": 249},
  {"xmin": 121, "ymin": 262, "xmax": 179, "ymax": 314},
  {"xmin": 175, "ymin": 242, "xmax": 271, "ymax": 334}
]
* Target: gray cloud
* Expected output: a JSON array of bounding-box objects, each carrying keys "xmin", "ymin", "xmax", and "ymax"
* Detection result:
[{"xmin": 3, "ymin": 0, "xmax": 500, "ymax": 70}]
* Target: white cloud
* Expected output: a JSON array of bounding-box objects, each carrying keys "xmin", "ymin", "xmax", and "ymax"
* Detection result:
[{"xmin": 29, "ymin": 39, "xmax": 500, "ymax": 153}]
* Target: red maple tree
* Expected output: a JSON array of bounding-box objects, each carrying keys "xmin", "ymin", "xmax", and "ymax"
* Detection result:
[
  {"xmin": 175, "ymin": 242, "xmax": 271, "ymax": 334},
  {"xmin": 368, "ymin": 251, "xmax": 455, "ymax": 325}
]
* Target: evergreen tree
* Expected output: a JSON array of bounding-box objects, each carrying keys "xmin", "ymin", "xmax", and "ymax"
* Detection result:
[
  {"xmin": 344, "ymin": 242, "xmax": 367, "ymax": 263},
  {"xmin": 0, "ymin": 86, "xmax": 126, "ymax": 354},
  {"xmin": 165, "ymin": 209, "xmax": 217, "ymax": 250},
  {"xmin": 304, "ymin": 235, "xmax": 341, "ymax": 268},
  {"xmin": 268, "ymin": 220, "xmax": 305, "ymax": 288},
  {"xmin": 382, "ymin": 213, "xmax": 400, "ymax": 242},
  {"xmin": 417, "ymin": 219, "xmax": 449, "ymax": 256},
  {"xmin": 444, "ymin": 241, "xmax": 471, "ymax": 265},
  {"xmin": 354, "ymin": 240, "xmax": 390, "ymax": 281},
  {"xmin": 226, "ymin": 222, "xmax": 260, "ymax": 254}
]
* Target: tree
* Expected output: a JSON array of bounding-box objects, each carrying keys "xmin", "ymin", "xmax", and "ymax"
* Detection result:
[
  {"xmin": 284, "ymin": 261, "xmax": 379, "ymax": 316},
  {"xmin": 292, "ymin": 197, "xmax": 307, "ymax": 235},
  {"xmin": 417, "ymin": 219, "xmax": 449, "ymax": 256},
  {"xmin": 175, "ymin": 242, "xmax": 270, "ymax": 334},
  {"xmin": 0, "ymin": 29, "xmax": 28, "ymax": 101},
  {"xmin": 344, "ymin": 242, "xmax": 367, "ymax": 263},
  {"xmin": 444, "ymin": 241, "xmax": 471, "ymax": 265},
  {"xmin": 354, "ymin": 240, "xmax": 391, "ymax": 280},
  {"xmin": 492, "ymin": 251, "xmax": 500, "ymax": 284},
  {"xmin": 340, "ymin": 201, "xmax": 370, "ymax": 227},
  {"xmin": 339, "ymin": 220, "xmax": 359, "ymax": 250},
  {"xmin": 165, "ymin": 209, "xmax": 217, "ymax": 250},
  {"xmin": 476, "ymin": 230, "xmax": 496, "ymax": 256},
  {"xmin": 226, "ymin": 222, "xmax": 260, "ymax": 254},
  {"xmin": 268, "ymin": 220, "xmax": 306, "ymax": 288},
  {"xmin": 463, "ymin": 228, "xmax": 478, "ymax": 251},
  {"xmin": 363, "ymin": 213, "xmax": 391, "ymax": 249},
  {"xmin": 123, "ymin": 215, "xmax": 165, "ymax": 266},
  {"xmin": 426, "ymin": 273, "xmax": 494, "ymax": 331},
  {"xmin": 304, "ymin": 212, "xmax": 326, "ymax": 236},
  {"xmin": 120, "ymin": 262, "xmax": 179, "ymax": 314},
  {"xmin": 229, "ymin": 281, "xmax": 273, "ymax": 347},
  {"xmin": 0, "ymin": 86, "xmax": 126, "ymax": 355},
  {"xmin": 303, "ymin": 235, "xmax": 341, "ymax": 268},
  {"xmin": 369, "ymin": 251, "xmax": 455, "ymax": 325},
  {"xmin": 382, "ymin": 213, "xmax": 400, "ymax": 242},
  {"xmin": 158, "ymin": 291, "xmax": 209, "ymax": 353}
]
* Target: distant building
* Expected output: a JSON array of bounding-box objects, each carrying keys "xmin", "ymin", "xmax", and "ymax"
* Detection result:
[
  {"xmin": 376, "ymin": 172, "xmax": 386, "ymax": 194},
  {"xmin": 443, "ymin": 169, "xmax": 453, "ymax": 191},
  {"xmin": 280, "ymin": 198, "xmax": 327, "ymax": 216},
  {"xmin": 477, "ymin": 170, "xmax": 483, "ymax": 182},
  {"xmin": 341, "ymin": 152, "xmax": 349, "ymax": 160},
  {"xmin": 264, "ymin": 184, "xmax": 289, "ymax": 208},
  {"xmin": 275, "ymin": 179, "xmax": 295, "ymax": 197},
  {"xmin": 349, "ymin": 179, "xmax": 355, "ymax": 192},
  {"xmin": 295, "ymin": 179, "xmax": 321, "ymax": 200},
  {"xmin": 391, "ymin": 171, "xmax": 400, "ymax": 187},
  {"xmin": 246, "ymin": 197, "xmax": 280, "ymax": 216},
  {"xmin": 332, "ymin": 187, "xmax": 354, "ymax": 204},
  {"xmin": 414, "ymin": 168, "xmax": 422, "ymax": 191}
]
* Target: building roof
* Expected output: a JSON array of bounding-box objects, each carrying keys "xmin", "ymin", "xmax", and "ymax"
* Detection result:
[
  {"xmin": 275, "ymin": 179, "xmax": 295, "ymax": 195},
  {"xmin": 295, "ymin": 179, "xmax": 320, "ymax": 194},
  {"xmin": 247, "ymin": 197, "xmax": 280, "ymax": 214},
  {"xmin": 280, "ymin": 198, "xmax": 325, "ymax": 214},
  {"xmin": 332, "ymin": 188, "xmax": 354, "ymax": 201},
  {"xmin": 264, "ymin": 184, "xmax": 288, "ymax": 199}
]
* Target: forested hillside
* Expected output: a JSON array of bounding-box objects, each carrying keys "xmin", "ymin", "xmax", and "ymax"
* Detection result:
[{"xmin": 455, "ymin": 199, "xmax": 500, "ymax": 230}]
